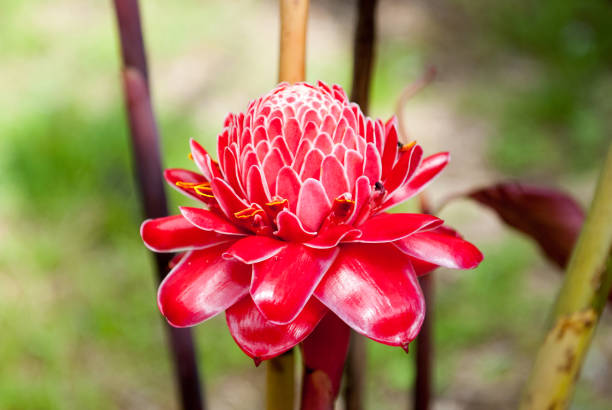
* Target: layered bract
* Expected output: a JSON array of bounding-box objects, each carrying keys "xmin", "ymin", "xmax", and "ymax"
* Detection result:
[{"xmin": 141, "ymin": 82, "xmax": 482, "ymax": 360}]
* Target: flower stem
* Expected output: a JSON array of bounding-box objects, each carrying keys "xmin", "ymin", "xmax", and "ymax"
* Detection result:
[
  {"xmin": 519, "ymin": 142, "xmax": 612, "ymax": 410},
  {"xmin": 279, "ymin": 0, "xmax": 309, "ymax": 84},
  {"xmin": 344, "ymin": 2, "xmax": 378, "ymax": 409},
  {"xmin": 267, "ymin": 350, "xmax": 296, "ymax": 410},
  {"xmin": 414, "ymin": 274, "xmax": 434, "ymax": 410},
  {"xmin": 414, "ymin": 194, "xmax": 434, "ymax": 410},
  {"xmin": 266, "ymin": 1, "xmax": 310, "ymax": 409},
  {"xmin": 112, "ymin": 2, "xmax": 204, "ymax": 409}
]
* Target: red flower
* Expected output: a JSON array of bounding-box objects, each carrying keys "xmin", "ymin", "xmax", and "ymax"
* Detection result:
[{"xmin": 141, "ymin": 82, "xmax": 482, "ymax": 361}]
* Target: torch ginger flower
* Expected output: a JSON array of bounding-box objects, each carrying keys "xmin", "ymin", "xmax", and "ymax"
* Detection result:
[{"xmin": 141, "ymin": 81, "xmax": 482, "ymax": 361}]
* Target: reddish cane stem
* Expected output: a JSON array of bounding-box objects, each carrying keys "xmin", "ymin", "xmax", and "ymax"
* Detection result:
[
  {"xmin": 414, "ymin": 274, "xmax": 433, "ymax": 410},
  {"xmin": 414, "ymin": 193, "xmax": 434, "ymax": 410},
  {"xmin": 112, "ymin": 2, "xmax": 204, "ymax": 409},
  {"xmin": 344, "ymin": 1, "xmax": 378, "ymax": 409}
]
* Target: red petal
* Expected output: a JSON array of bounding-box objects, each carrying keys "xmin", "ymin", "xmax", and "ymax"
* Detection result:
[
  {"xmin": 180, "ymin": 206, "xmax": 246, "ymax": 235},
  {"xmin": 211, "ymin": 177, "xmax": 250, "ymax": 219},
  {"xmin": 297, "ymin": 178, "xmax": 332, "ymax": 232},
  {"xmin": 190, "ymin": 139, "xmax": 221, "ymax": 181},
  {"xmin": 164, "ymin": 168, "xmax": 209, "ymax": 203},
  {"xmin": 300, "ymin": 148, "xmax": 325, "ymax": 181},
  {"xmin": 394, "ymin": 230, "xmax": 483, "ymax": 270},
  {"xmin": 354, "ymin": 213, "xmax": 442, "ymax": 243},
  {"xmin": 223, "ymin": 148, "xmax": 246, "ymax": 196},
  {"xmin": 321, "ymin": 155, "xmax": 350, "ymax": 202},
  {"xmin": 158, "ymin": 245, "xmax": 250, "ymax": 327},
  {"xmin": 380, "ymin": 152, "xmax": 449, "ymax": 212},
  {"xmin": 384, "ymin": 145, "xmax": 423, "ymax": 194},
  {"xmin": 226, "ymin": 296, "xmax": 327, "ymax": 361},
  {"xmin": 292, "ymin": 139, "xmax": 312, "ymax": 174},
  {"xmin": 251, "ymin": 244, "xmax": 339, "ymax": 324},
  {"xmin": 276, "ymin": 166, "xmax": 302, "ymax": 212},
  {"xmin": 380, "ymin": 120, "xmax": 399, "ymax": 177},
  {"xmin": 262, "ymin": 148, "xmax": 285, "ymax": 195},
  {"xmin": 246, "ymin": 165, "xmax": 272, "ymax": 205},
  {"xmin": 363, "ymin": 143, "xmax": 382, "ymax": 185},
  {"xmin": 346, "ymin": 175, "xmax": 372, "ymax": 225},
  {"xmin": 313, "ymin": 132, "xmax": 334, "ymax": 155},
  {"xmin": 344, "ymin": 150, "xmax": 364, "ymax": 190},
  {"xmin": 141, "ymin": 215, "xmax": 232, "ymax": 252},
  {"xmin": 304, "ymin": 224, "xmax": 361, "ymax": 249},
  {"xmin": 314, "ymin": 243, "xmax": 425, "ymax": 346},
  {"xmin": 274, "ymin": 210, "xmax": 317, "ymax": 242},
  {"xmin": 284, "ymin": 117, "xmax": 302, "ymax": 153},
  {"xmin": 223, "ymin": 235, "xmax": 288, "ymax": 264}
]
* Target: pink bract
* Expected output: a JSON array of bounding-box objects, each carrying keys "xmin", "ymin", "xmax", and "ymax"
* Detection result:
[{"xmin": 141, "ymin": 81, "xmax": 482, "ymax": 361}]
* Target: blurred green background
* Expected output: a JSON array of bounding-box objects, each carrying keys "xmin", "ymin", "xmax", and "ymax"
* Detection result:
[{"xmin": 1, "ymin": 0, "xmax": 611, "ymax": 409}]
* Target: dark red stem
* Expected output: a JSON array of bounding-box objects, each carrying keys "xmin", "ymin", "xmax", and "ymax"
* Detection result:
[
  {"xmin": 344, "ymin": 1, "xmax": 378, "ymax": 409},
  {"xmin": 413, "ymin": 194, "xmax": 434, "ymax": 410},
  {"xmin": 112, "ymin": 2, "xmax": 204, "ymax": 409},
  {"xmin": 414, "ymin": 274, "xmax": 434, "ymax": 410},
  {"xmin": 350, "ymin": 0, "xmax": 378, "ymax": 114},
  {"xmin": 301, "ymin": 314, "xmax": 351, "ymax": 410}
]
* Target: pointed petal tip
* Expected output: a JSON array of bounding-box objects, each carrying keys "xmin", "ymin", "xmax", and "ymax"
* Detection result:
[
  {"xmin": 402, "ymin": 343, "xmax": 410, "ymax": 354},
  {"xmin": 253, "ymin": 357, "xmax": 262, "ymax": 367}
]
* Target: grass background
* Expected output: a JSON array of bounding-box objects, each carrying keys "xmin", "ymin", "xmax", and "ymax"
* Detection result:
[{"xmin": 1, "ymin": 0, "xmax": 611, "ymax": 408}]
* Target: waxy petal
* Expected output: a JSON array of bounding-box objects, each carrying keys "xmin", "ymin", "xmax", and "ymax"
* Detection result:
[
  {"xmin": 394, "ymin": 230, "xmax": 483, "ymax": 270},
  {"xmin": 223, "ymin": 235, "xmax": 288, "ymax": 264},
  {"xmin": 275, "ymin": 210, "xmax": 317, "ymax": 242},
  {"xmin": 211, "ymin": 177, "xmax": 250, "ymax": 220},
  {"xmin": 304, "ymin": 224, "xmax": 361, "ymax": 249},
  {"xmin": 141, "ymin": 215, "xmax": 232, "ymax": 252},
  {"xmin": 251, "ymin": 244, "xmax": 339, "ymax": 324},
  {"xmin": 380, "ymin": 152, "xmax": 449, "ymax": 212},
  {"xmin": 321, "ymin": 156, "xmax": 350, "ymax": 202},
  {"xmin": 158, "ymin": 245, "xmax": 250, "ymax": 327},
  {"xmin": 262, "ymin": 148, "xmax": 285, "ymax": 194},
  {"xmin": 297, "ymin": 178, "xmax": 332, "ymax": 232},
  {"xmin": 180, "ymin": 206, "xmax": 246, "ymax": 235},
  {"xmin": 314, "ymin": 243, "xmax": 425, "ymax": 346},
  {"xmin": 276, "ymin": 166, "xmax": 302, "ymax": 213},
  {"xmin": 353, "ymin": 213, "xmax": 443, "ymax": 243},
  {"xmin": 363, "ymin": 143, "xmax": 382, "ymax": 185},
  {"xmin": 346, "ymin": 175, "xmax": 372, "ymax": 225},
  {"xmin": 190, "ymin": 139, "xmax": 221, "ymax": 181},
  {"xmin": 300, "ymin": 148, "xmax": 325, "ymax": 181},
  {"xmin": 164, "ymin": 168, "xmax": 210, "ymax": 203},
  {"xmin": 226, "ymin": 296, "xmax": 327, "ymax": 361},
  {"xmin": 246, "ymin": 165, "xmax": 272, "ymax": 205}
]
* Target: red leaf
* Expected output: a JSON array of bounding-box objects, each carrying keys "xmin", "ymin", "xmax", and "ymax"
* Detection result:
[{"xmin": 468, "ymin": 182, "xmax": 584, "ymax": 269}]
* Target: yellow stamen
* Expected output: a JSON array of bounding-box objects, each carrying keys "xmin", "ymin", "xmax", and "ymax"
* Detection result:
[
  {"xmin": 175, "ymin": 181, "xmax": 214, "ymax": 198},
  {"xmin": 234, "ymin": 207, "xmax": 264, "ymax": 219},
  {"xmin": 400, "ymin": 141, "xmax": 417, "ymax": 152},
  {"xmin": 175, "ymin": 181, "xmax": 199, "ymax": 189},
  {"xmin": 193, "ymin": 184, "xmax": 214, "ymax": 198},
  {"xmin": 188, "ymin": 153, "xmax": 194, "ymax": 160},
  {"xmin": 265, "ymin": 198, "xmax": 289, "ymax": 208}
]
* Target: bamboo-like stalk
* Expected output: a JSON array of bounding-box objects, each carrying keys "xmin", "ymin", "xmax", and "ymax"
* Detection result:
[
  {"xmin": 112, "ymin": 2, "xmax": 204, "ymax": 409},
  {"xmin": 344, "ymin": 2, "xmax": 379, "ymax": 410},
  {"xmin": 279, "ymin": 0, "xmax": 309, "ymax": 84},
  {"xmin": 266, "ymin": 2, "xmax": 310, "ymax": 409},
  {"xmin": 267, "ymin": 350, "xmax": 297, "ymax": 410},
  {"xmin": 519, "ymin": 143, "xmax": 612, "ymax": 410}
]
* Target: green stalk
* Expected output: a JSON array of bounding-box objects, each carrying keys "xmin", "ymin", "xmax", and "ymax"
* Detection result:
[
  {"xmin": 267, "ymin": 350, "xmax": 296, "ymax": 410},
  {"xmin": 519, "ymin": 142, "xmax": 612, "ymax": 410}
]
